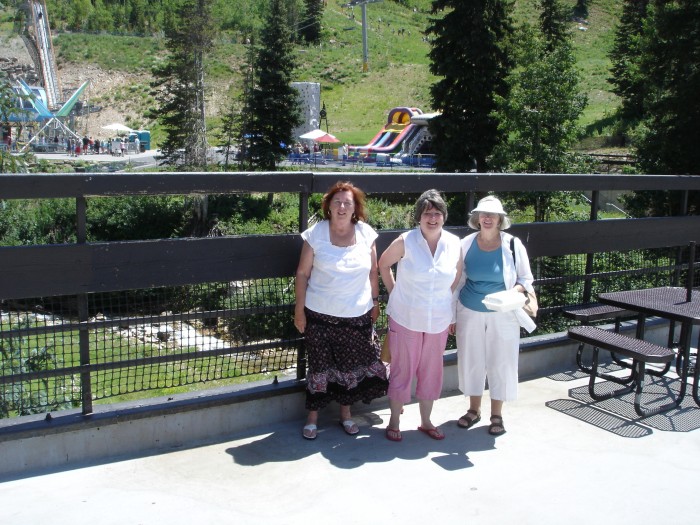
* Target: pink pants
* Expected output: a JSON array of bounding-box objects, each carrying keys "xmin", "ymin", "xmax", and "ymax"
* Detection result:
[{"xmin": 387, "ymin": 317, "xmax": 448, "ymax": 404}]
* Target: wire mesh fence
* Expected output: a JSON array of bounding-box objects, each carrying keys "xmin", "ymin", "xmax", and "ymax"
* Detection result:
[
  {"xmin": 1, "ymin": 245, "xmax": 698, "ymax": 418},
  {"xmin": 1, "ymin": 278, "xmax": 300, "ymax": 417}
]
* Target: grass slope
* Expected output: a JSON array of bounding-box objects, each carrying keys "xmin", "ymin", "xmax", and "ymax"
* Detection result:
[{"xmin": 1, "ymin": 0, "xmax": 622, "ymax": 148}]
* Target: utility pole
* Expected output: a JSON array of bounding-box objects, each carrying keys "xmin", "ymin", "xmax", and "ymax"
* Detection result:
[{"xmin": 345, "ymin": 0, "xmax": 383, "ymax": 72}]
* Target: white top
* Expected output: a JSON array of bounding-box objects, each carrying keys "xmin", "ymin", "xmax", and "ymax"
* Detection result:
[
  {"xmin": 456, "ymin": 232, "xmax": 536, "ymax": 332},
  {"xmin": 386, "ymin": 228, "xmax": 461, "ymax": 333},
  {"xmin": 301, "ymin": 220, "xmax": 377, "ymax": 318}
]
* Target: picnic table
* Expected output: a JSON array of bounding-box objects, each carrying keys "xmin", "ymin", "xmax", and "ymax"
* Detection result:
[{"xmin": 598, "ymin": 286, "xmax": 700, "ymax": 407}]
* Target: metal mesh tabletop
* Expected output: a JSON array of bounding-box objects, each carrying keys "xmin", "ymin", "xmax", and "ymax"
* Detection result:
[{"xmin": 599, "ymin": 287, "xmax": 700, "ymax": 324}]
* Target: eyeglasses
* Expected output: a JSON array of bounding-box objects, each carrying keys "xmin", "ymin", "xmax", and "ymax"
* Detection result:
[
  {"xmin": 332, "ymin": 200, "xmax": 355, "ymax": 208},
  {"xmin": 479, "ymin": 212, "xmax": 498, "ymax": 218},
  {"xmin": 422, "ymin": 211, "xmax": 443, "ymax": 219}
]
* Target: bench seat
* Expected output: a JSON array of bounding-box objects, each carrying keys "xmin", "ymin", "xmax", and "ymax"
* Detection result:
[
  {"xmin": 564, "ymin": 304, "xmax": 651, "ymax": 375},
  {"xmin": 563, "ymin": 303, "xmax": 636, "ymax": 323},
  {"xmin": 568, "ymin": 326, "xmax": 674, "ymax": 364},
  {"xmin": 567, "ymin": 325, "xmax": 679, "ymax": 417}
]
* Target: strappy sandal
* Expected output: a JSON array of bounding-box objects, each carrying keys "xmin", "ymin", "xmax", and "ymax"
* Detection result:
[
  {"xmin": 457, "ymin": 409, "xmax": 481, "ymax": 428},
  {"xmin": 488, "ymin": 415, "xmax": 506, "ymax": 436}
]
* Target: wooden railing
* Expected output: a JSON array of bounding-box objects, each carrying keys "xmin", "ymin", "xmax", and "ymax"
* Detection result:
[{"xmin": 1, "ymin": 171, "xmax": 699, "ymax": 417}]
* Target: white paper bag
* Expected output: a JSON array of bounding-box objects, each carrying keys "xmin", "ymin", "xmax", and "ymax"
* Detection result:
[{"xmin": 482, "ymin": 289, "xmax": 526, "ymax": 312}]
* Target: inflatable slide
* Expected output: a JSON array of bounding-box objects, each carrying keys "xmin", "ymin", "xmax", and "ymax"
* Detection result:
[{"xmin": 350, "ymin": 107, "xmax": 423, "ymax": 157}]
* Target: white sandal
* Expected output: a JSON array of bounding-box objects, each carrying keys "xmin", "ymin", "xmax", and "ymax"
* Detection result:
[
  {"xmin": 340, "ymin": 419, "xmax": 359, "ymax": 435},
  {"xmin": 302, "ymin": 424, "xmax": 317, "ymax": 440}
]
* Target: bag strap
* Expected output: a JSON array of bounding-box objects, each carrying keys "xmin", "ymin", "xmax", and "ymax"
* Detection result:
[
  {"xmin": 510, "ymin": 235, "xmax": 532, "ymax": 298},
  {"xmin": 510, "ymin": 235, "xmax": 525, "ymax": 297}
]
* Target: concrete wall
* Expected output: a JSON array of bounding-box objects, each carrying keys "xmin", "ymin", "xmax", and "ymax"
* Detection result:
[
  {"xmin": 0, "ymin": 322, "xmax": 680, "ymax": 477},
  {"xmin": 291, "ymin": 81, "xmax": 321, "ymax": 139}
]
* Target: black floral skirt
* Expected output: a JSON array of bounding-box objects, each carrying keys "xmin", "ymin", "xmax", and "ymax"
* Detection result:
[{"xmin": 304, "ymin": 308, "xmax": 389, "ymax": 411}]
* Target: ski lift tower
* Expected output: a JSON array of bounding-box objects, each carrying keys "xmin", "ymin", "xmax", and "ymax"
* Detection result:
[{"xmin": 346, "ymin": 0, "xmax": 383, "ymax": 73}]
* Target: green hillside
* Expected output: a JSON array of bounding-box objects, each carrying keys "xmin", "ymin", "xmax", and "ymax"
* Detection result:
[
  {"xmin": 1, "ymin": 0, "xmax": 622, "ymax": 148},
  {"xmin": 300, "ymin": 0, "xmax": 622, "ymax": 145}
]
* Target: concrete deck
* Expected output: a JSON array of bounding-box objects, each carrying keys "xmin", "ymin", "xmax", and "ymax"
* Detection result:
[{"xmin": 1, "ymin": 366, "xmax": 698, "ymax": 525}]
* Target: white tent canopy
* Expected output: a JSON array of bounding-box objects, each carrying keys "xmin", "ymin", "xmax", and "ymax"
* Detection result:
[
  {"xmin": 299, "ymin": 129, "xmax": 340, "ymax": 143},
  {"xmin": 101, "ymin": 123, "xmax": 133, "ymax": 133},
  {"xmin": 299, "ymin": 129, "xmax": 328, "ymax": 140}
]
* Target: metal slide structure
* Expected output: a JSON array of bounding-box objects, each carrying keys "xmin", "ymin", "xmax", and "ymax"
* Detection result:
[
  {"xmin": 17, "ymin": 78, "xmax": 88, "ymax": 151},
  {"xmin": 19, "ymin": 0, "xmax": 61, "ymax": 110}
]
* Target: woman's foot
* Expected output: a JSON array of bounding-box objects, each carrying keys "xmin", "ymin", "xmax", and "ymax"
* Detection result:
[
  {"xmin": 488, "ymin": 415, "xmax": 506, "ymax": 436},
  {"xmin": 339, "ymin": 406, "xmax": 358, "ymax": 435},
  {"xmin": 418, "ymin": 425, "xmax": 445, "ymax": 440},
  {"xmin": 457, "ymin": 409, "xmax": 481, "ymax": 428},
  {"xmin": 302, "ymin": 424, "xmax": 317, "ymax": 440},
  {"xmin": 385, "ymin": 427, "xmax": 402, "ymax": 442},
  {"xmin": 340, "ymin": 419, "xmax": 359, "ymax": 435}
]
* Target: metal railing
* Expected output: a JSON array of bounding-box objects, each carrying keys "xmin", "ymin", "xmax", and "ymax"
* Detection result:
[{"xmin": 1, "ymin": 172, "xmax": 699, "ymax": 419}]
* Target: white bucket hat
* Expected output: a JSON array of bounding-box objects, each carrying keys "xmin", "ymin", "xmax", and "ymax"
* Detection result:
[{"xmin": 468, "ymin": 196, "xmax": 511, "ymax": 230}]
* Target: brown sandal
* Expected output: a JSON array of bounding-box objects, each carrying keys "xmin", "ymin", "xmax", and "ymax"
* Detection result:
[
  {"xmin": 457, "ymin": 409, "xmax": 481, "ymax": 428},
  {"xmin": 488, "ymin": 415, "xmax": 506, "ymax": 436}
]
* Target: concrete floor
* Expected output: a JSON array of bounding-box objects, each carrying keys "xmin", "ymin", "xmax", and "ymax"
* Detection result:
[{"xmin": 1, "ymin": 367, "xmax": 699, "ymax": 525}]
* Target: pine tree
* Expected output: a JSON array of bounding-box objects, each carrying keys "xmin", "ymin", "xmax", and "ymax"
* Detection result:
[
  {"xmin": 426, "ymin": 0, "xmax": 515, "ymax": 173},
  {"xmin": 624, "ymin": 1, "xmax": 700, "ymax": 217},
  {"xmin": 218, "ymin": 43, "xmax": 256, "ymax": 170},
  {"xmin": 242, "ymin": 0, "xmax": 301, "ymax": 172},
  {"xmin": 149, "ymin": 0, "xmax": 213, "ymax": 169},
  {"xmin": 608, "ymin": 0, "xmax": 650, "ymax": 124},
  {"xmin": 637, "ymin": 0, "xmax": 700, "ymax": 180},
  {"xmin": 539, "ymin": 0, "xmax": 569, "ymax": 53},
  {"xmin": 300, "ymin": 0, "xmax": 323, "ymax": 44},
  {"xmin": 574, "ymin": 0, "xmax": 588, "ymax": 19}
]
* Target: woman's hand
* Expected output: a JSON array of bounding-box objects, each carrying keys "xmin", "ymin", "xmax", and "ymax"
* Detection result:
[
  {"xmin": 371, "ymin": 302, "xmax": 380, "ymax": 323},
  {"xmin": 294, "ymin": 308, "xmax": 306, "ymax": 333},
  {"xmin": 448, "ymin": 322, "xmax": 456, "ymax": 336}
]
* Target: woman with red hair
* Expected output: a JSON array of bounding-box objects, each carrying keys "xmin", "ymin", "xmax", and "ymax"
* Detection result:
[{"xmin": 295, "ymin": 181, "xmax": 388, "ymax": 440}]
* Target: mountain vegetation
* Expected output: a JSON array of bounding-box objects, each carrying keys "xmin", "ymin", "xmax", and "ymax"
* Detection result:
[{"xmin": 1, "ymin": 0, "xmax": 624, "ymax": 147}]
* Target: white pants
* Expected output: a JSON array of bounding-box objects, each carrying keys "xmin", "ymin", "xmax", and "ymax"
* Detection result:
[{"xmin": 456, "ymin": 303, "xmax": 521, "ymax": 402}]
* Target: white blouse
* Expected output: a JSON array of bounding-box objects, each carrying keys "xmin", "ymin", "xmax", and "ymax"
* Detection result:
[
  {"xmin": 386, "ymin": 227, "xmax": 461, "ymax": 333},
  {"xmin": 301, "ymin": 220, "xmax": 377, "ymax": 318}
]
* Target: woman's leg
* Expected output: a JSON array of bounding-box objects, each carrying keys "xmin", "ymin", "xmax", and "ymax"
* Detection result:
[
  {"xmin": 489, "ymin": 399, "xmax": 506, "ymax": 435},
  {"xmin": 388, "ymin": 398, "xmax": 403, "ymax": 430},
  {"xmin": 484, "ymin": 312, "xmax": 521, "ymax": 402},
  {"xmin": 386, "ymin": 318, "xmax": 419, "ymax": 405},
  {"xmin": 456, "ymin": 306, "xmax": 488, "ymax": 396},
  {"xmin": 415, "ymin": 328, "xmax": 449, "ymax": 430},
  {"xmin": 418, "ymin": 399, "xmax": 434, "ymax": 428},
  {"xmin": 386, "ymin": 318, "xmax": 419, "ymax": 440},
  {"xmin": 303, "ymin": 409, "xmax": 318, "ymax": 439},
  {"xmin": 339, "ymin": 404, "xmax": 359, "ymax": 434}
]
